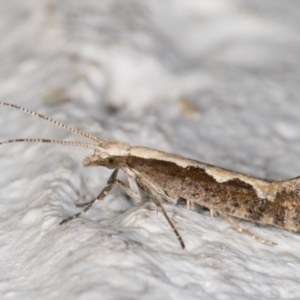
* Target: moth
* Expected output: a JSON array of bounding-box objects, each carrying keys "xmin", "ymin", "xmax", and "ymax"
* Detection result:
[{"xmin": 1, "ymin": 102, "xmax": 299, "ymax": 248}]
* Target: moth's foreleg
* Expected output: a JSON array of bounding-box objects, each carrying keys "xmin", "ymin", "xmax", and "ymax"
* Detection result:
[
  {"xmin": 60, "ymin": 168, "xmax": 119, "ymax": 225},
  {"xmin": 219, "ymin": 212, "xmax": 277, "ymax": 246},
  {"xmin": 76, "ymin": 180, "xmax": 142, "ymax": 207}
]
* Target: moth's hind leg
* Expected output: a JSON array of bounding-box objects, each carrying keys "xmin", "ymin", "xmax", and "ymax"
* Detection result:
[{"xmin": 219, "ymin": 212, "xmax": 277, "ymax": 246}]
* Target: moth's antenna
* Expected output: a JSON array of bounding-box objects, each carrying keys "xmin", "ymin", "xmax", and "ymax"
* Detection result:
[
  {"xmin": 0, "ymin": 102, "xmax": 106, "ymax": 145},
  {"xmin": 0, "ymin": 139, "xmax": 99, "ymax": 150}
]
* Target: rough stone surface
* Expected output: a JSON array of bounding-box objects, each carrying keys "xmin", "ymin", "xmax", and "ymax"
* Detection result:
[{"xmin": 1, "ymin": 1, "xmax": 300, "ymax": 299}]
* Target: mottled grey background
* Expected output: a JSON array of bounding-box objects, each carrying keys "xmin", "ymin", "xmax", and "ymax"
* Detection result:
[{"xmin": 0, "ymin": 1, "xmax": 300, "ymax": 299}]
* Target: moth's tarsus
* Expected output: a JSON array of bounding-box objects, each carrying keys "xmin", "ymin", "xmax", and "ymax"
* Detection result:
[{"xmin": 1, "ymin": 101, "xmax": 299, "ymax": 248}]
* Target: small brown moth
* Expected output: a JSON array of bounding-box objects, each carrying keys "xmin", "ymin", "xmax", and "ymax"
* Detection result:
[{"xmin": 1, "ymin": 102, "xmax": 299, "ymax": 248}]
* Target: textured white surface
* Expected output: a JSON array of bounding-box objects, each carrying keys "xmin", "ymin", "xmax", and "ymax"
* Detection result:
[{"xmin": 1, "ymin": 0, "xmax": 300, "ymax": 299}]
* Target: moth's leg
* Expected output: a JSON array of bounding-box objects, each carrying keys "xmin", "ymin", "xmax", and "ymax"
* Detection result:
[
  {"xmin": 135, "ymin": 178, "xmax": 185, "ymax": 248},
  {"xmin": 186, "ymin": 200, "xmax": 195, "ymax": 210},
  {"xmin": 210, "ymin": 209, "xmax": 214, "ymax": 219},
  {"xmin": 60, "ymin": 168, "xmax": 119, "ymax": 225},
  {"xmin": 148, "ymin": 191, "xmax": 185, "ymax": 249},
  {"xmin": 219, "ymin": 212, "xmax": 277, "ymax": 246},
  {"xmin": 76, "ymin": 179, "xmax": 141, "ymax": 207},
  {"xmin": 76, "ymin": 202, "xmax": 96, "ymax": 207},
  {"xmin": 115, "ymin": 180, "xmax": 142, "ymax": 203}
]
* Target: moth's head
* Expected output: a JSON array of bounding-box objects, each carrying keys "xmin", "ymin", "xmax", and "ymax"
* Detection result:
[{"xmin": 83, "ymin": 141, "xmax": 130, "ymax": 169}]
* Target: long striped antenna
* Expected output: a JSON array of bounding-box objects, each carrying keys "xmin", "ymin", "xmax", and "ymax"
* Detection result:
[
  {"xmin": 0, "ymin": 102, "xmax": 106, "ymax": 145},
  {"xmin": 0, "ymin": 139, "xmax": 99, "ymax": 150}
]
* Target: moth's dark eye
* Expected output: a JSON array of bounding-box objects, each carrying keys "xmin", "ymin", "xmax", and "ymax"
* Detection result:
[{"xmin": 104, "ymin": 157, "xmax": 118, "ymax": 169}]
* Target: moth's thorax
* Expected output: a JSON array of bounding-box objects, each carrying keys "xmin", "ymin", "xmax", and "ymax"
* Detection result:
[{"xmin": 99, "ymin": 141, "xmax": 131, "ymax": 156}]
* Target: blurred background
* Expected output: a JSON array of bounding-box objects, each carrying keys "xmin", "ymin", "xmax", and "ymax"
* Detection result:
[
  {"xmin": 1, "ymin": 0, "xmax": 300, "ymax": 176},
  {"xmin": 1, "ymin": 1, "xmax": 300, "ymax": 299}
]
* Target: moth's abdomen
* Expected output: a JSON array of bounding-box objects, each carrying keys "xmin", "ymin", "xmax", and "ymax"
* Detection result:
[{"xmin": 127, "ymin": 155, "xmax": 300, "ymax": 232}]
